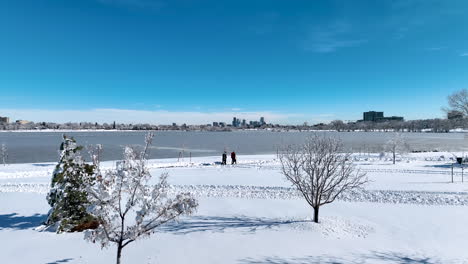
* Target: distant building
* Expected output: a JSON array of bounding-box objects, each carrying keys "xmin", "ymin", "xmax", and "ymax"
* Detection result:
[
  {"xmin": 448, "ymin": 110, "xmax": 464, "ymax": 120},
  {"xmin": 213, "ymin": 122, "xmax": 219, "ymax": 127},
  {"xmin": 232, "ymin": 117, "xmax": 241, "ymax": 127},
  {"xmin": 381, "ymin": 116, "xmax": 404, "ymax": 122},
  {"xmin": 15, "ymin": 120, "xmax": 31, "ymax": 125},
  {"xmin": 260, "ymin": 117, "xmax": 265, "ymax": 125},
  {"xmin": 242, "ymin": 119, "xmax": 246, "ymax": 127},
  {"xmin": 172, "ymin": 123, "xmax": 177, "ymax": 127},
  {"xmin": 219, "ymin": 122, "xmax": 226, "ymax": 127},
  {"xmin": 362, "ymin": 111, "xmax": 403, "ymax": 122},
  {"xmin": 250, "ymin": 121, "xmax": 261, "ymax": 127},
  {"xmin": 0, "ymin": 116, "xmax": 10, "ymax": 123},
  {"xmin": 363, "ymin": 111, "xmax": 384, "ymax": 122}
]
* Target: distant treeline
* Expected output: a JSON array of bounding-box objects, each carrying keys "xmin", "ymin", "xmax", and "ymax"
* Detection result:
[
  {"xmin": 0, "ymin": 118, "xmax": 465, "ymax": 132},
  {"xmin": 321, "ymin": 118, "xmax": 463, "ymax": 133}
]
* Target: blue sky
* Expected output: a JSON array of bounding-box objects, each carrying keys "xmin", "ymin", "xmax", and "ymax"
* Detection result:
[{"xmin": 0, "ymin": 0, "xmax": 467, "ymax": 124}]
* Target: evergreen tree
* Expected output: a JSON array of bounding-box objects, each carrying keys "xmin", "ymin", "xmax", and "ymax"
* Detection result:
[{"xmin": 46, "ymin": 135, "xmax": 98, "ymax": 233}]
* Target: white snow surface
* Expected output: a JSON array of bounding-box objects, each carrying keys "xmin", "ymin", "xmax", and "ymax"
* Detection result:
[{"xmin": 1, "ymin": 153, "xmax": 468, "ymax": 263}]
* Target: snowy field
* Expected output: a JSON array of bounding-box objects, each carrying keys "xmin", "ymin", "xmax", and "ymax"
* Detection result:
[{"xmin": 2, "ymin": 153, "xmax": 468, "ymax": 263}]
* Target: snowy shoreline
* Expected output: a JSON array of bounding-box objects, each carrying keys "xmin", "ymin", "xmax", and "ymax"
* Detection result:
[
  {"xmin": 3, "ymin": 152, "xmax": 468, "ymax": 263},
  {"xmin": 3, "ymin": 183, "xmax": 468, "ymax": 207},
  {"xmin": 1, "ymin": 128, "xmax": 468, "ymax": 133}
]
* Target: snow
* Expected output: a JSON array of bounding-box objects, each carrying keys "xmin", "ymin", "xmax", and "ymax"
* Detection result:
[{"xmin": 2, "ymin": 153, "xmax": 468, "ymax": 263}]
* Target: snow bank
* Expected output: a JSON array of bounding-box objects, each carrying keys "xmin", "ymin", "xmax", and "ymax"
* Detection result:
[{"xmin": 3, "ymin": 182, "xmax": 468, "ymax": 207}]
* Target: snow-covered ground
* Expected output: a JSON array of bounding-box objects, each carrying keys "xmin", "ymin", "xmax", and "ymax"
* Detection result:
[{"xmin": 1, "ymin": 153, "xmax": 468, "ymax": 263}]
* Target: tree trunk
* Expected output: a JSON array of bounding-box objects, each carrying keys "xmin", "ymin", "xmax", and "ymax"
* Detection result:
[
  {"xmin": 116, "ymin": 242, "xmax": 123, "ymax": 264},
  {"xmin": 313, "ymin": 207, "xmax": 319, "ymax": 223}
]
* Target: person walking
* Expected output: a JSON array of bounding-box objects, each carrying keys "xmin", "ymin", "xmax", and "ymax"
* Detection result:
[
  {"xmin": 222, "ymin": 151, "xmax": 227, "ymax": 165},
  {"xmin": 231, "ymin": 151, "xmax": 237, "ymax": 165}
]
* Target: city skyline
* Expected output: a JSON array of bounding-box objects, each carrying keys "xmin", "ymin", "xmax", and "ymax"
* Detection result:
[
  {"xmin": 1, "ymin": 0, "xmax": 468, "ymax": 124},
  {"xmin": 0, "ymin": 110, "xmax": 409, "ymax": 125}
]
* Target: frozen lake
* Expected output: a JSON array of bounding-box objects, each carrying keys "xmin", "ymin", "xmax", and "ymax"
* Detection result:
[{"xmin": 0, "ymin": 130, "xmax": 467, "ymax": 164}]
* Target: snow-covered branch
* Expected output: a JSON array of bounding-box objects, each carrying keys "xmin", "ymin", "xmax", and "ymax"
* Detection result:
[{"xmin": 85, "ymin": 133, "xmax": 198, "ymax": 264}]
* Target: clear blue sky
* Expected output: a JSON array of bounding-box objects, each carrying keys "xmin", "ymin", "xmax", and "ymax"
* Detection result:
[{"xmin": 0, "ymin": 0, "xmax": 467, "ymax": 124}]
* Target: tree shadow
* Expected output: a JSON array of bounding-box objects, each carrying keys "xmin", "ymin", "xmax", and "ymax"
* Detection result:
[
  {"xmin": 0, "ymin": 213, "xmax": 47, "ymax": 230},
  {"xmin": 32, "ymin": 163, "xmax": 54, "ymax": 167},
  {"xmin": 45, "ymin": 258, "xmax": 74, "ymax": 264},
  {"xmin": 240, "ymin": 255, "xmax": 343, "ymax": 264},
  {"xmin": 365, "ymin": 251, "xmax": 443, "ymax": 264},
  {"xmin": 239, "ymin": 251, "xmax": 453, "ymax": 264},
  {"xmin": 159, "ymin": 216, "xmax": 308, "ymax": 234},
  {"xmin": 423, "ymin": 164, "xmax": 454, "ymax": 169}
]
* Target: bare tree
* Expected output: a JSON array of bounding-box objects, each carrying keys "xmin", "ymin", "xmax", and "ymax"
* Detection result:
[
  {"xmin": 330, "ymin": 120, "xmax": 346, "ymax": 132},
  {"xmin": 85, "ymin": 133, "xmax": 198, "ymax": 264},
  {"xmin": 279, "ymin": 135, "xmax": 367, "ymax": 223},
  {"xmin": 1, "ymin": 143, "xmax": 7, "ymax": 166},
  {"xmin": 444, "ymin": 89, "xmax": 468, "ymax": 116},
  {"xmin": 385, "ymin": 133, "xmax": 409, "ymax": 164}
]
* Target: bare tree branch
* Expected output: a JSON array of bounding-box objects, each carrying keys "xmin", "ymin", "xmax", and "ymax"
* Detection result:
[{"xmin": 279, "ymin": 134, "xmax": 367, "ymax": 223}]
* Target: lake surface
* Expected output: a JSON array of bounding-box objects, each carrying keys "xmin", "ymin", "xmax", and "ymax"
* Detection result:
[{"xmin": 0, "ymin": 131, "xmax": 467, "ymax": 164}]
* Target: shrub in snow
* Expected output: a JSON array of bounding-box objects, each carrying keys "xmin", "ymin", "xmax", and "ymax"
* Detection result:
[
  {"xmin": 0, "ymin": 143, "xmax": 7, "ymax": 166},
  {"xmin": 85, "ymin": 133, "xmax": 198, "ymax": 264},
  {"xmin": 46, "ymin": 135, "xmax": 98, "ymax": 233},
  {"xmin": 379, "ymin": 152, "xmax": 385, "ymax": 160},
  {"xmin": 385, "ymin": 133, "xmax": 409, "ymax": 164},
  {"xmin": 279, "ymin": 134, "xmax": 367, "ymax": 223}
]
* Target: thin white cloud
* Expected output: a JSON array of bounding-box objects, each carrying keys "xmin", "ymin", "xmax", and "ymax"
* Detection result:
[
  {"xmin": 303, "ymin": 21, "xmax": 367, "ymax": 53},
  {"xmin": 0, "ymin": 108, "xmax": 306, "ymax": 125},
  {"xmin": 386, "ymin": 0, "xmax": 465, "ymax": 40},
  {"xmin": 460, "ymin": 53, "xmax": 468, "ymax": 57}
]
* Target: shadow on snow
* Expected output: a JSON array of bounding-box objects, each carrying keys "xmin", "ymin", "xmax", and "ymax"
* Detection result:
[
  {"xmin": 45, "ymin": 258, "xmax": 74, "ymax": 264},
  {"xmin": 32, "ymin": 163, "xmax": 54, "ymax": 167},
  {"xmin": 423, "ymin": 164, "xmax": 456, "ymax": 169},
  {"xmin": 239, "ymin": 251, "xmax": 456, "ymax": 264},
  {"xmin": 0, "ymin": 213, "xmax": 46, "ymax": 230},
  {"xmin": 159, "ymin": 215, "xmax": 309, "ymax": 234}
]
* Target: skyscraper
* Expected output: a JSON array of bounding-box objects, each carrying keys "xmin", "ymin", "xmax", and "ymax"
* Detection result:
[{"xmin": 363, "ymin": 111, "xmax": 383, "ymax": 122}]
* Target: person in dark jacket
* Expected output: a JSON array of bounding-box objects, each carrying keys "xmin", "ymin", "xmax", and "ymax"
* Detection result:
[
  {"xmin": 231, "ymin": 151, "xmax": 237, "ymax": 164},
  {"xmin": 222, "ymin": 151, "xmax": 227, "ymax": 165}
]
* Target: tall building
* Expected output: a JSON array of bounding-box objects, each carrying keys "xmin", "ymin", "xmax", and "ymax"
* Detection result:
[
  {"xmin": 363, "ymin": 111, "xmax": 384, "ymax": 122},
  {"xmin": 242, "ymin": 119, "xmax": 246, "ymax": 127},
  {"xmin": 260, "ymin": 117, "xmax": 265, "ymax": 125},
  {"xmin": 362, "ymin": 111, "xmax": 403, "ymax": 122},
  {"xmin": 0, "ymin": 116, "xmax": 9, "ymax": 123},
  {"xmin": 232, "ymin": 117, "xmax": 241, "ymax": 127}
]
